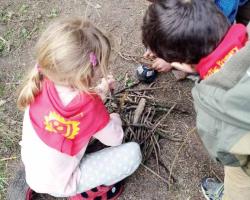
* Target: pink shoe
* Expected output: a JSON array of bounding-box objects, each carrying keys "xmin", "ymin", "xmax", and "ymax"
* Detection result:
[{"xmin": 25, "ymin": 188, "xmax": 34, "ymax": 200}]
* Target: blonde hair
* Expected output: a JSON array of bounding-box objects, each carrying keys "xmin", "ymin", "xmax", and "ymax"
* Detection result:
[{"xmin": 17, "ymin": 17, "xmax": 111, "ymax": 110}]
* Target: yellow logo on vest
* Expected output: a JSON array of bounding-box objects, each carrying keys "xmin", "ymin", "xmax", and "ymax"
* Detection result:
[{"xmin": 44, "ymin": 112, "xmax": 80, "ymax": 140}]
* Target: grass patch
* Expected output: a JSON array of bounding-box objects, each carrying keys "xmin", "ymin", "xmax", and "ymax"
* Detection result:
[
  {"xmin": 0, "ymin": 10, "xmax": 14, "ymax": 24},
  {"xmin": 19, "ymin": 4, "xmax": 29, "ymax": 14},
  {"xmin": 48, "ymin": 8, "xmax": 59, "ymax": 18},
  {"xmin": 0, "ymin": 84, "xmax": 5, "ymax": 96},
  {"xmin": 0, "ymin": 161, "xmax": 8, "ymax": 196},
  {"xmin": 0, "ymin": 39, "xmax": 7, "ymax": 56}
]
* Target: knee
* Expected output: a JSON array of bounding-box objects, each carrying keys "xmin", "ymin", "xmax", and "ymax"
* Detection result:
[{"xmin": 124, "ymin": 142, "xmax": 142, "ymax": 167}]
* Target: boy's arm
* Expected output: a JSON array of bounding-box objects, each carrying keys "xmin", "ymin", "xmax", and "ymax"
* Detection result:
[{"xmin": 192, "ymin": 73, "xmax": 250, "ymax": 130}]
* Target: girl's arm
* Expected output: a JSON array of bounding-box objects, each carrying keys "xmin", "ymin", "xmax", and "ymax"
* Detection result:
[{"xmin": 93, "ymin": 113, "xmax": 124, "ymax": 146}]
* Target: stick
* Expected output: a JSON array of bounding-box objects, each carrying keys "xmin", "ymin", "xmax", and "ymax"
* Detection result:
[
  {"xmin": 141, "ymin": 163, "xmax": 170, "ymax": 185},
  {"xmin": 211, "ymin": 169, "xmax": 223, "ymax": 182},
  {"xmin": 159, "ymin": 159, "xmax": 176, "ymax": 183},
  {"xmin": 126, "ymin": 87, "xmax": 166, "ymax": 92},
  {"xmin": 133, "ymin": 98, "xmax": 146, "ymax": 123},
  {"xmin": 168, "ymin": 127, "xmax": 197, "ymax": 190},
  {"xmin": 110, "ymin": 89, "xmax": 121, "ymax": 113},
  {"xmin": 0, "ymin": 156, "xmax": 17, "ymax": 162},
  {"xmin": 152, "ymin": 135, "xmax": 160, "ymax": 174},
  {"xmin": 152, "ymin": 103, "xmax": 177, "ymax": 132},
  {"xmin": 114, "ymin": 81, "xmax": 141, "ymax": 95}
]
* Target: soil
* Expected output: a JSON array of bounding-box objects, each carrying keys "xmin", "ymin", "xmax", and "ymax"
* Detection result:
[{"xmin": 0, "ymin": 0, "xmax": 223, "ymax": 200}]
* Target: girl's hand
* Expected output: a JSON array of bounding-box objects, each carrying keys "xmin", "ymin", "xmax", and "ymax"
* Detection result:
[
  {"xmin": 106, "ymin": 75, "xmax": 115, "ymax": 91},
  {"xmin": 151, "ymin": 58, "xmax": 172, "ymax": 72},
  {"xmin": 96, "ymin": 75, "xmax": 115, "ymax": 100}
]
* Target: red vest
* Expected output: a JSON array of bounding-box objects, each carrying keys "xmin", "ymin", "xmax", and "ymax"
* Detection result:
[
  {"xmin": 196, "ymin": 24, "xmax": 248, "ymax": 79},
  {"xmin": 29, "ymin": 79, "xmax": 110, "ymax": 156}
]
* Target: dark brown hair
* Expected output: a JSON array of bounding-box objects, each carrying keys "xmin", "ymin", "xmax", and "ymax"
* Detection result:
[{"xmin": 142, "ymin": 0, "xmax": 230, "ymax": 64}]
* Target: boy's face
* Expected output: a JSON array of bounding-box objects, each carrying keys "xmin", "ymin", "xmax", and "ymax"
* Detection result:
[{"xmin": 143, "ymin": 49, "xmax": 156, "ymax": 59}]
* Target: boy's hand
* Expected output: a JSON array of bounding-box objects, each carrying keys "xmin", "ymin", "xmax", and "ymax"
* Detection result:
[
  {"xmin": 143, "ymin": 49, "xmax": 156, "ymax": 59},
  {"xmin": 151, "ymin": 58, "xmax": 172, "ymax": 72}
]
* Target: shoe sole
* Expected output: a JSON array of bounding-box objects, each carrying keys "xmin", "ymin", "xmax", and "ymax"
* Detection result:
[{"xmin": 200, "ymin": 185, "xmax": 210, "ymax": 200}]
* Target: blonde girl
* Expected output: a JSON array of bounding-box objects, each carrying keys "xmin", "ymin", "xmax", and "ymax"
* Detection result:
[{"xmin": 17, "ymin": 17, "xmax": 141, "ymax": 200}]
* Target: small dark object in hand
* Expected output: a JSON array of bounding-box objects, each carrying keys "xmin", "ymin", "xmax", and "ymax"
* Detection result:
[{"xmin": 136, "ymin": 64, "xmax": 157, "ymax": 84}]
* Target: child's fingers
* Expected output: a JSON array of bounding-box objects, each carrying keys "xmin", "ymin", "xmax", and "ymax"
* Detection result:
[
  {"xmin": 151, "ymin": 59, "xmax": 161, "ymax": 69},
  {"xmin": 143, "ymin": 51, "xmax": 150, "ymax": 58},
  {"xmin": 106, "ymin": 75, "xmax": 116, "ymax": 90},
  {"xmin": 143, "ymin": 49, "xmax": 155, "ymax": 59}
]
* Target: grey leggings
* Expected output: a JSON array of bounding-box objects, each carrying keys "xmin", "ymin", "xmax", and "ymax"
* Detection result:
[{"xmin": 76, "ymin": 142, "xmax": 142, "ymax": 193}]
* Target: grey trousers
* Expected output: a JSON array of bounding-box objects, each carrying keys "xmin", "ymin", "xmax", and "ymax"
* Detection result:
[{"xmin": 76, "ymin": 142, "xmax": 142, "ymax": 193}]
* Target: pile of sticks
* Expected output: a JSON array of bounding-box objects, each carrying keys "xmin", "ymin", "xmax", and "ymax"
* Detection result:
[{"xmin": 105, "ymin": 82, "xmax": 189, "ymax": 163}]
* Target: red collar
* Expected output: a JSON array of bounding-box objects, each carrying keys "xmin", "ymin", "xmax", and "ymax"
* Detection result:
[{"xmin": 196, "ymin": 24, "xmax": 248, "ymax": 79}]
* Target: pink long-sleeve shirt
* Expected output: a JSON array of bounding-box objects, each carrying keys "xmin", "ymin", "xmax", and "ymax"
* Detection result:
[{"xmin": 20, "ymin": 84, "xmax": 124, "ymax": 197}]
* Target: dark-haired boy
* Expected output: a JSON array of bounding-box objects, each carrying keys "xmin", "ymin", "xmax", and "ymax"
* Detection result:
[
  {"xmin": 142, "ymin": 0, "xmax": 247, "ymax": 78},
  {"xmin": 141, "ymin": 0, "xmax": 250, "ymax": 200}
]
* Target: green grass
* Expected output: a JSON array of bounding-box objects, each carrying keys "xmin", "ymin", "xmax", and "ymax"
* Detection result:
[
  {"xmin": 0, "ymin": 84, "xmax": 5, "ymax": 96},
  {"xmin": 0, "ymin": 161, "xmax": 8, "ymax": 198},
  {"xmin": 0, "ymin": 120, "xmax": 20, "ymax": 199},
  {"xmin": 0, "ymin": 10, "xmax": 13, "ymax": 23},
  {"xmin": 19, "ymin": 4, "xmax": 29, "ymax": 14},
  {"xmin": 48, "ymin": 8, "xmax": 59, "ymax": 18}
]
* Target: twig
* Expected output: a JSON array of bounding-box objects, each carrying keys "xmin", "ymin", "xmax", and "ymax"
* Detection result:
[
  {"xmin": 126, "ymin": 87, "xmax": 166, "ymax": 92},
  {"xmin": 141, "ymin": 163, "xmax": 170, "ymax": 185},
  {"xmin": 152, "ymin": 135, "xmax": 160, "ymax": 174},
  {"xmin": 116, "ymin": 51, "xmax": 138, "ymax": 62},
  {"xmin": 152, "ymin": 103, "xmax": 177, "ymax": 132},
  {"xmin": 157, "ymin": 131, "xmax": 183, "ymax": 142},
  {"xmin": 114, "ymin": 81, "xmax": 141, "ymax": 95},
  {"xmin": 211, "ymin": 169, "xmax": 223, "ymax": 182},
  {"xmin": 168, "ymin": 127, "xmax": 197, "ymax": 190},
  {"xmin": 0, "ymin": 156, "xmax": 17, "ymax": 162},
  {"xmin": 159, "ymin": 159, "xmax": 176, "ymax": 183}
]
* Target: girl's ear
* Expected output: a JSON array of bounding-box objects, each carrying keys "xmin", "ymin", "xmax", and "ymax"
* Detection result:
[{"xmin": 171, "ymin": 62, "xmax": 196, "ymax": 73}]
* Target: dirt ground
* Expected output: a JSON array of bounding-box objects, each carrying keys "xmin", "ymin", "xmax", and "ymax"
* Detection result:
[{"xmin": 0, "ymin": 0, "xmax": 224, "ymax": 200}]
